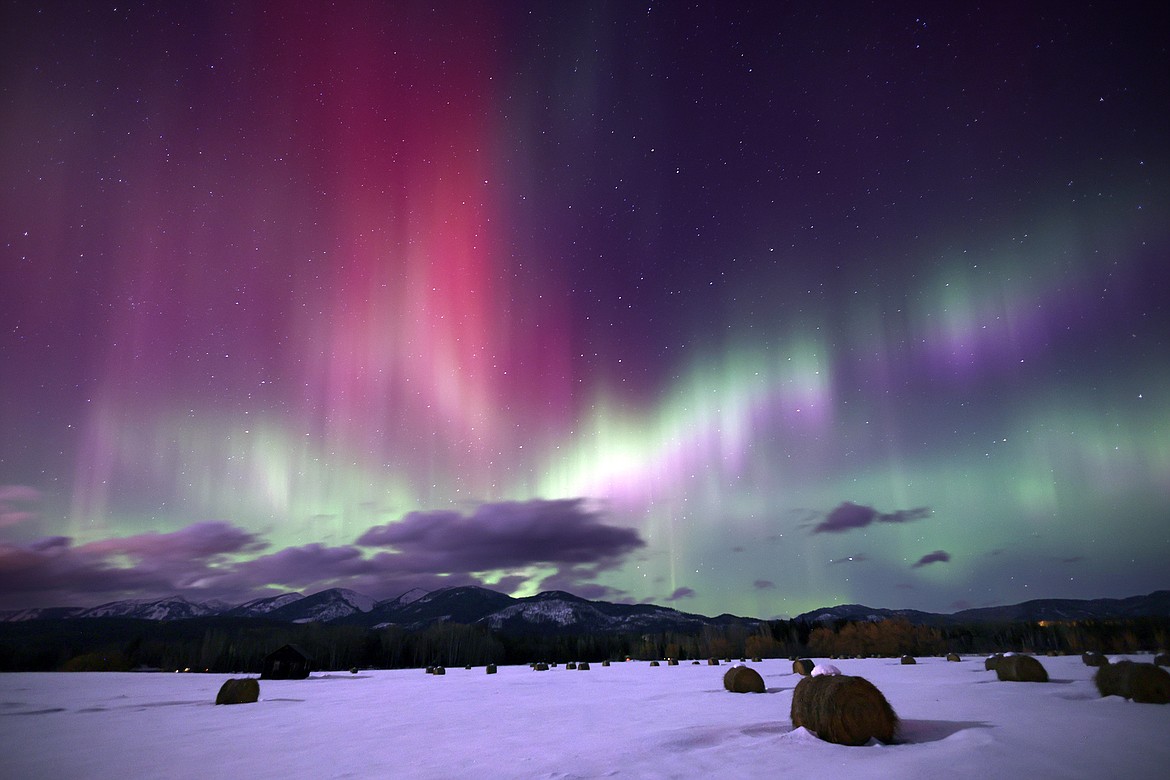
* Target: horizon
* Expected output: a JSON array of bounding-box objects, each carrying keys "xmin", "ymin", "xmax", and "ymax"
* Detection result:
[
  {"xmin": 7, "ymin": 582, "xmax": 1167, "ymax": 625},
  {"xmin": 2, "ymin": 4, "xmax": 1169, "ymax": 618}
]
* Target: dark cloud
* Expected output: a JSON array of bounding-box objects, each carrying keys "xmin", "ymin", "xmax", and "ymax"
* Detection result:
[
  {"xmin": 912, "ymin": 550, "xmax": 952, "ymax": 568},
  {"xmin": 0, "ymin": 537, "xmax": 185, "ymax": 607},
  {"xmin": 0, "ymin": 501, "xmax": 647, "ymax": 609},
  {"xmin": 79, "ymin": 521, "xmax": 266, "ymax": 562},
  {"xmin": 811, "ymin": 502, "xmax": 932, "ymax": 534},
  {"xmin": 357, "ymin": 498, "xmax": 645, "ymax": 572},
  {"xmin": 753, "ymin": 579, "xmax": 776, "ymax": 590},
  {"xmin": 828, "ymin": 554, "xmax": 868, "ymax": 565},
  {"xmin": 666, "ymin": 587, "xmax": 696, "ymax": 601},
  {"xmin": 0, "ymin": 522, "xmax": 270, "ymax": 609},
  {"xmin": 230, "ymin": 543, "xmax": 372, "ymax": 586},
  {"xmin": 0, "ymin": 484, "xmax": 42, "ymax": 528},
  {"xmin": 535, "ymin": 561, "xmax": 631, "ymax": 601}
]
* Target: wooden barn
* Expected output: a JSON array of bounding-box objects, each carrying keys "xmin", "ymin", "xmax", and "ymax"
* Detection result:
[{"xmin": 261, "ymin": 644, "xmax": 313, "ymax": 680}]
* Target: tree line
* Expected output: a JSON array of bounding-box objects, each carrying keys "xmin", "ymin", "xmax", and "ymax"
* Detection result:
[{"xmin": 0, "ymin": 614, "xmax": 1166, "ymax": 673}]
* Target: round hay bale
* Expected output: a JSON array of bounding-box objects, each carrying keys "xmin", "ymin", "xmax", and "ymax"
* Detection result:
[
  {"xmin": 1095, "ymin": 660, "xmax": 1170, "ymax": 704},
  {"xmin": 533, "ymin": 662, "xmax": 549, "ymax": 671},
  {"xmin": 668, "ymin": 658, "xmax": 679, "ymax": 666},
  {"xmin": 751, "ymin": 657, "xmax": 762, "ymax": 663},
  {"xmin": 985, "ymin": 654, "xmax": 1003, "ymax": 671},
  {"xmin": 793, "ymin": 658, "xmax": 816, "ymax": 676},
  {"xmin": 1082, "ymin": 652, "xmax": 1108, "ymax": 667},
  {"xmin": 649, "ymin": 660, "xmax": 660, "ymax": 667},
  {"xmin": 790, "ymin": 674, "xmax": 898, "ymax": 746},
  {"xmin": 945, "ymin": 653, "xmax": 960, "ymax": 662},
  {"xmin": 432, "ymin": 666, "xmax": 446, "ymax": 676},
  {"xmin": 602, "ymin": 660, "xmax": 611, "ymax": 667},
  {"xmin": 566, "ymin": 662, "xmax": 577, "ymax": 670},
  {"xmin": 350, "ymin": 667, "xmax": 359, "ymax": 674},
  {"xmin": 215, "ymin": 678, "xmax": 259, "ymax": 706},
  {"xmin": 995, "ymin": 654, "xmax": 1048, "ymax": 682},
  {"xmin": 1153, "ymin": 653, "xmax": 1169, "ymax": 667},
  {"xmin": 900, "ymin": 655, "xmax": 916, "ymax": 665},
  {"xmin": 708, "ymin": 658, "xmax": 720, "ymax": 666},
  {"xmin": 577, "ymin": 662, "xmax": 590, "ymax": 671},
  {"xmin": 465, "ymin": 665, "xmax": 472, "ymax": 670},
  {"xmin": 812, "ymin": 664, "xmax": 841, "ymax": 677},
  {"xmin": 692, "ymin": 661, "xmax": 700, "ymax": 665},
  {"xmin": 723, "ymin": 665, "xmax": 766, "ymax": 694},
  {"xmin": 486, "ymin": 664, "xmax": 497, "ymax": 674}
]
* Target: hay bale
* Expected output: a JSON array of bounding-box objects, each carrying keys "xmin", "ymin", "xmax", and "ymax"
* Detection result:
[
  {"xmin": 723, "ymin": 665, "xmax": 766, "ymax": 694},
  {"xmin": 432, "ymin": 666, "xmax": 446, "ymax": 676},
  {"xmin": 566, "ymin": 662, "xmax": 577, "ymax": 670},
  {"xmin": 793, "ymin": 658, "xmax": 816, "ymax": 676},
  {"xmin": 1082, "ymin": 652, "xmax": 1108, "ymax": 667},
  {"xmin": 1153, "ymin": 653, "xmax": 1169, "ymax": 667},
  {"xmin": 790, "ymin": 674, "xmax": 898, "ymax": 746},
  {"xmin": 486, "ymin": 664, "xmax": 497, "ymax": 674},
  {"xmin": 751, "ymin": 657, "xmax": 762, "ymax": 663},
  {"xmin": 945, "ymin": 653, "xmax": 961, "ymax": 662},
  {"xmin": 602, "ymin": 660, "xmax": 611, "ymax": 667},
  {"xmin": 708, "ymin": 658, "xmax": 720, "ymax": 666},
  {"xmin": 668, "ymin": 658, "xmax": 679, "ymax": 666},
  {"xmin": 533, "ymin": 662, "xmax": 549, "ymax": 671},
  {"xmin": 995, "ymin": 654, "xmax": 1048, "ymax": 682},
  {"xmin": 985, "ymin": 654, "xmax": 1003, "ymax": 671},
  {"xmin": 900, "ymin": 655, "xmax": 916, "ymax": 665},
  {"xmin": 215, "ymin": 678, "xmax": 259, "ymax": 705},
  {"xmin": 1095, "ymin": 661, "xmax": 1170, "ymax": 704},
  {"xmin": 577, "ymin": 662, "xmax": 590, "ymax": 671},
  {"xmin": 649, "ymin": 660, "xmax": 660, "ymax": 667}
]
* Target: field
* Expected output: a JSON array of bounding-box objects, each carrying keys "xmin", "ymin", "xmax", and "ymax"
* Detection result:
[{"xmin": 2, "ymin": 655, "xmax": 1168, "ymax": 778}]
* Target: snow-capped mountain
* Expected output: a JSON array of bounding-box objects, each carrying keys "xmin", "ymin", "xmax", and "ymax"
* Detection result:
[
  {"xmin": 793, "ymin": 604, "xmax": 943, "ymax": 625},
  {"xmin": 76, "ymin": 596, "xmax": 220, "ymax": 621},
  {"xmin": 0, "ymin": 606, "xmax": 86, "ymax": 622},
  {"xmin": 359, "ymin": 585, "xmax": 518, "ymax": 629},
  {"xmin": 265, "ymin": 588, "xmax": 377, "ymax": 623},
  {"xmin": 792, "ymin": 590, "xmax": 1170, "ymax": 626},
  {"xmin": 222, "ymin": 592, "xmax": 306, "ymax": 617},
  {"xmin": 5, "ymin": 588, "xmax": 1169, "ymax": 635},
  {"xmin": 348, "ymin": 587, "xmax": 738, "ymax": 635},
  {"xmin": 484, "ymin": 592, "xmax": 608, "ymax": 630}
]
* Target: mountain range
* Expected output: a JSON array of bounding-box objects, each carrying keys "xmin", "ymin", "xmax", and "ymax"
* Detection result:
[{"xmin": 2, "ymin": 587, "xmax": 1168, "ymax": 635}]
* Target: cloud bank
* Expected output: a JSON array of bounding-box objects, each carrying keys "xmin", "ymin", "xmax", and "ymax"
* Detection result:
[
  {"xmin": 0, "ymin": 499, "xmax": 647, "ymax": 609},
  {"xmin": 912, "ymin": 550, "xmax": 952, "ymax": 568},
  {"xmin": 811, "ymin": 502, "xmax": 932, "ymax": 534}
]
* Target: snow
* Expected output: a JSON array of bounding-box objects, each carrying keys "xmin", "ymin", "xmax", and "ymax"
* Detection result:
[
  {"xmin": 488, "ymin": 598, "xmax": 589, "ymax": 627},
  {"xmin": 2, "ymin": 655, "xmax": 1168, "ymax": 779},
  {"xmin": 811, "ymin": 663, "xmax": 841, "ymax": 676},
  {"xmin": 235, "ymin": 593, "xmax": 305, "ymax": 615}
]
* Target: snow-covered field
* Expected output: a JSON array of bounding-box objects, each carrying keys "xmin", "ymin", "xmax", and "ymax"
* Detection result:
[{"xmin": 2, "ymin": 655, "xmax": 1168, "ymax": 779}]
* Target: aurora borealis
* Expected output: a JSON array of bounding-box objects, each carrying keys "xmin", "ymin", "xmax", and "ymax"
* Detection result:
[{"xmin": 2, "ymin": 2, "xmax": 1168, "ymax": 617}]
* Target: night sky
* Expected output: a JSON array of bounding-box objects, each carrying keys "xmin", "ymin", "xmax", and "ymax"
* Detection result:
[{"xmin": 2, "ymin": 2, "xmax": 1168, "ymax": 617}]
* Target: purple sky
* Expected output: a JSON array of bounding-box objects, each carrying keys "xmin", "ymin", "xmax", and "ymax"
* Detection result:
[{"xmin": 1, "ymin": 3, "xmax": 1168, "ymax": 616}]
